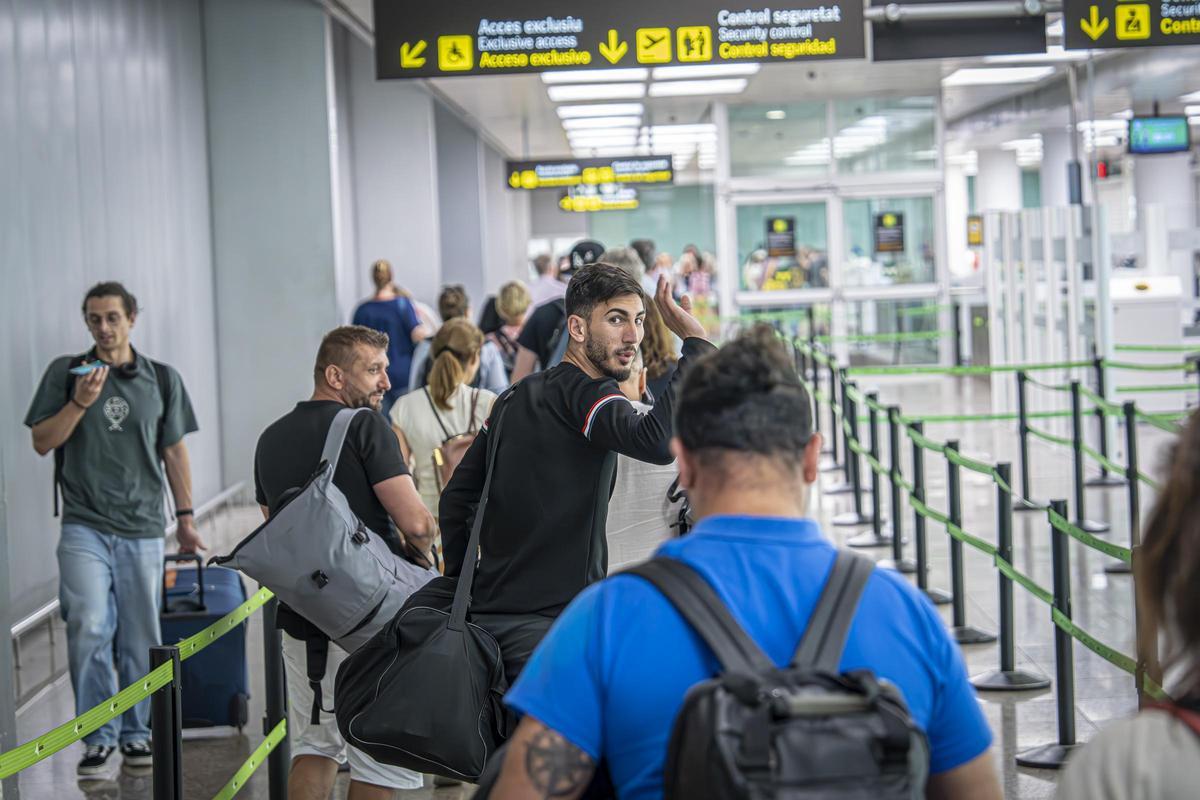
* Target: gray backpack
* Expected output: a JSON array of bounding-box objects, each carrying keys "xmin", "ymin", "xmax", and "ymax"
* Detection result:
[
  {"xmin": 625, "ymin": 551, "xmax": 929, "ymax": 799},
  {"xmin": 213, "ymin": 407, "xmax": 437, "ymax": 652}
]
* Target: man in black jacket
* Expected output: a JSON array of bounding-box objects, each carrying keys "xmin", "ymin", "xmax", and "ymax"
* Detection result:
[{"xmin": 439, "ymin": 262, "xmax": 713, "ymax": 678}]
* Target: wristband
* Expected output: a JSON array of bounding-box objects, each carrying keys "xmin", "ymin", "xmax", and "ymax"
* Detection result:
[
  {"xmin": 175, "ymin": 509, "xmax": 194, "ymax": 518},
  {"xmin": 70, "ymin": 397, "xmax": 89, "ymax": 411}
]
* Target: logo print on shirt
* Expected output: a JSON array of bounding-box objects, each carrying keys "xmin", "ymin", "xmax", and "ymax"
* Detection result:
[{"xmin": 104, "ymin": 397, "xmax": 130, "ymax": 431}]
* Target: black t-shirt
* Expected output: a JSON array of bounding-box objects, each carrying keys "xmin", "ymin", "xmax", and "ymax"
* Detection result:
[
  {"xmin": 516, "ymin": 299, "xmax": 566, "ymax": 369},
  {"xmin": 439, "ymin": 338, "xmax": 715, "ymax": 617},
  {"xmin": 254, "ymin": 401, "xmax": 408, "ymax": 542}
]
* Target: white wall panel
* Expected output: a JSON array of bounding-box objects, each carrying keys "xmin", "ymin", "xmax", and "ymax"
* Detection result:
[{"xmin": 0, "ymin": 0, "xmax": 221, "ymax": 620}]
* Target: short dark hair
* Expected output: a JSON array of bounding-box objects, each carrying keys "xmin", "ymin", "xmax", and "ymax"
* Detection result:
[
  {"xmin": 438, "ymin": 285, "xmax": 469, "ymax": 321},
  {"xmin": 314, "ymin": 325, "xmax": 389, "ymax": 381},
  {"xmin": 565, "ymin": 262, "xmax": 645, "ymax": 321},
  {"xmin": 630, "ymin": 239, "xmax": 655, "ymax": 271},
  {"xmin": 675, "ymin": 325, "xmax": 812, "ymax": 471},
  {"xmin": 82, "ymin": 282, "xmax": 138, "ymax": 318}
]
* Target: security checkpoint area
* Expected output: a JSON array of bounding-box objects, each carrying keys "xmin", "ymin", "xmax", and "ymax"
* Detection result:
[{"xmin": 3, "ymin": 0, "xmax": 1200, "ymax": 799}]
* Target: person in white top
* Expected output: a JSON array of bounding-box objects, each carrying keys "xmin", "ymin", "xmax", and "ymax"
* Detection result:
[
  {"xmin": 605, "ymin": 348, "xmax": 683, "ymax": 571},
  {"xmin": 1056, "ymin": 409, "xmax": 1200, "ymax": 800},
  {"xmin": 390, "ymin": 318, "xmax": 496, "ymax": 520}
]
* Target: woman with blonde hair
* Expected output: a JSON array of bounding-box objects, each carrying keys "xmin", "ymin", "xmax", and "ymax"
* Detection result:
[
  {"xmin": 490, "ymin": 280, "xmax": 532, "ymax": 376},
  {"xmin": 390, "ymin": 318, "xmax": 496, "ymax": 519},
  {"xmin": 351, "ymin": 259, "xmax": 430, "ymax": 413}
]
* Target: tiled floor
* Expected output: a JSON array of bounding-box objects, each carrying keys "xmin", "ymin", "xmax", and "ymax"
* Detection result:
[{"xmin": 8, "ymin": 374, "xmax": 1182, "ymax": 799}]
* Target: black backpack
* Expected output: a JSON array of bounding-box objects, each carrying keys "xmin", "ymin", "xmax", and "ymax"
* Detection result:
[
  {"xmin": 625, "ymin": 551, "xmax": 929, "ymax": 799},
  {"xmin": 54, "ymin": 351, "xmax": 172, "ymax": 516}
]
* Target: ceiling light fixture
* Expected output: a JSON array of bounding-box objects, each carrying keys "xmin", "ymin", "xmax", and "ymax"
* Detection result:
[
  {"xmin": 766, "ymin": 109, "xmax": 787, "ymax": 120},
  {"xmin": 651, "ymin": 63, "xmax": 761, "ymax": 80},
  {"xmin": 542, "ymin": 68, "xmax": 649, "ymax": 84},
  {"xmin": 941, "ymin": 67, "xmax": 1055, "ymax": 87},
  {"xmin": 647, "ymin": 78, "xmax": 748, "ymax": 97},
  {"xmin": 556, "ymin": 103, "xmax": 645, "ymax": 119},
  {"xmin": 548, "ymin": 83, "xmax": 647, "ymax": 102},
  {"xmin": 562, "ymin": 116, "xmax": 642, "ymax": 130},
  {"xmin": 982, "ymin": 45, "xmax": 1087, "ymax": 64},
  {"xmin": 1180, "ymin": 90, "xmax": 1200, "ymax": 103}
]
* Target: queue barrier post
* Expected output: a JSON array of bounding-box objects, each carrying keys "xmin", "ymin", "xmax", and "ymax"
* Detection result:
[
  {"xmin": 1105, "ymin": 402, "xmax": 1141, "ymax": 577},
  {"xmin": 953, "ymin": 300, "xmax": 964, "ymax": 368},
  {"xmin": 910, "ymin": 422, "xmax": 950, "ymax": 605},
  {"xmin": 1070, "ymin": 381, "xmax": 1110, "ymax": 533},
  {"xmin": 824, "ymin": 358, "xmax": 841, "ymax": 470},
  {"xmin": 971, "ymin": 463, "xmax": 1052, "ymax": 691},
  {"xmin": 150, "ymin": 645, "xmax": 183, "ymax": 800},
  {"xmin": 1014, "ymin": 371, "xmax": 1041, "ymax": 512},
  {"xmin": 945, "ymin": 440, "xmax": 996, "ymax": 645},
  {"xmin": 848, "ymin": 393, "xmax": 890, "ymax": 546},
  {"xmin": 1015, "ymin": 500, "xmax": 1081, "ymax": 769},
  {"xmin": 878, "ymin": 406, "xmax": 915, "ymax": 572},
  {"xmin": 833, "ymin": 382, "xmax": 873, "ymax": 526},
  {"xmin": 825, "ymin": 369, "xmax": 860, "ymax": 495},
  {"xmin": 262, "ymin": 596, "xmax": 290, "ymax": 800},
  {"xmin": 1087, "ymin": 354, "xmax": 1124, "ymax": 487}
]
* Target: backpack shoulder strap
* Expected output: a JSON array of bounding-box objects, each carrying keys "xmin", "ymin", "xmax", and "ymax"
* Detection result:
[
  {"xmin": 149, "ymin": 360, "xmax": 173, "ymax": 455},
  {"xmin": 423, "ymin": 387, "xmax": 453, "ymax": 440},
  {"xmin": 320, "ymin": 407, "xmax": 367, "ymax": 474},
  {"xmin": 623, "ymin": 558, "xmax": 773, "ymax": 675},
  {"xmin": 791, "ymin": 551, "xmax": 874, "ymax": 673}
]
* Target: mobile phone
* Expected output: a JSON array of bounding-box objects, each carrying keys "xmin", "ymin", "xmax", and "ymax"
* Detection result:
[{"xmin": 69, "ymin": 360, "xmax": 106, "ymax": 376}]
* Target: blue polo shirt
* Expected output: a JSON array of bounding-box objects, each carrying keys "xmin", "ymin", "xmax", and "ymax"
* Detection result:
[{"xmin": 506, "ymin": 515, "xmax": 992, "ymax": 799}]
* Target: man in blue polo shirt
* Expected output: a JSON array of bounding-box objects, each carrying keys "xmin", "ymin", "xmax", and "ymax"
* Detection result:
[{"xmin": 490, "ymin": 325, "xmax": 1001, "ymax": 800}]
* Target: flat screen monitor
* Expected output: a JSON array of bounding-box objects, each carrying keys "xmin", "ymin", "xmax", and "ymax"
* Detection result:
[{"xmin": 1127, "ymin": 116, "xmax": 1191, "ymax": 155}]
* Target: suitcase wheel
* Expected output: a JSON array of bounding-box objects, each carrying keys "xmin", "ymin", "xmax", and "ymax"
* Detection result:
[{"xmin": 230, "ymin": 693, "xmax": 249, "ymax": 731}]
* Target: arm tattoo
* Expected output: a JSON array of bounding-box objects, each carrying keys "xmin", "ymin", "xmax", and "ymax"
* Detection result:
[{"xmin": 523, "ymin": 728, "xmax": 593, "ymax": 798}]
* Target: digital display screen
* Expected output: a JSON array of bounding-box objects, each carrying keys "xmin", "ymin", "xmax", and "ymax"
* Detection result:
[{"xmin": 1127, "ymin": 116, "xmax": 1191, "ymax": 155}]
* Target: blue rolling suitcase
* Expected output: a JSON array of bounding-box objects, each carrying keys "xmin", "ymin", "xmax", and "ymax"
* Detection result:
[{"xmin": 160, "ymin": 554, "xmax": 250, "ymax": 730}]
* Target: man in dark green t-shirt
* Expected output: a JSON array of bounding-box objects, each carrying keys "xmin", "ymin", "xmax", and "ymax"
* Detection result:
[{"xmin": 24, "ymin": 282, "xmax": 200, "ymax": 777}]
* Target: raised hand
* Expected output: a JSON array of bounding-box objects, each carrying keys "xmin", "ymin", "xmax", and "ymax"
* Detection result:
[{"xmin": 654, "ymin": 275, "xmax": 707, "ymax": 341}]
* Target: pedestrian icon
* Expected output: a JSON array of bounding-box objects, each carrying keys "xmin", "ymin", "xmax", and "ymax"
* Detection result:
[
  {"xmin": 636, "ymin": 27, "xmax": 672, "ymax": 63},
  {"xmin": 1115, "ymin": 4, "xmax": 1150, "ymax": 39},
  {"xmin": 437, "ymin": 35, "xmax": 473, "ymax": 71},
  {"xmin": 676, "ymin": 26, "xmax": 712, "ymax": 62}
]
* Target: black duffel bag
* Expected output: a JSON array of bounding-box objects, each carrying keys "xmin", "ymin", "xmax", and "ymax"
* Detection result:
[{"xmin": 334, "ymin": 398, "xmax": 512, "ymax": 782}]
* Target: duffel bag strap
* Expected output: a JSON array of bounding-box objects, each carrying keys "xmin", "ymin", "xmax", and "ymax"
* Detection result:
[
  {"xmin": 791, "ymin": 551, "xmax": 873, "ymax": 673},
  {"xmin": 320, "ymin": 408, "xmax": 368, "ymax": 475},
  {"xmin": 306, "ymin": 634, "xmax": 335, "ymax": 724}
]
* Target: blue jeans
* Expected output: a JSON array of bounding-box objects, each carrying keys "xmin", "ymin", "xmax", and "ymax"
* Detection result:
[{"xmin": 58, "ymin": 524, "xmax": 163, "ymax": 747}]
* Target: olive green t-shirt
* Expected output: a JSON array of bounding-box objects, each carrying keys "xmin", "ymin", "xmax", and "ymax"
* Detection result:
[{"xmin": 24, "ymin": 350, "xmax": 199, "ymax": 538}]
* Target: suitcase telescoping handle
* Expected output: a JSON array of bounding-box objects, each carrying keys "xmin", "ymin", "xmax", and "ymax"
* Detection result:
[{"xmin": 163, "ymin": 553, "xmax": 206, "ymax": 612}]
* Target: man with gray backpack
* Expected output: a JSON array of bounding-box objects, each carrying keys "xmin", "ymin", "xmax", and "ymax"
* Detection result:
[
  {"xmin": 488, "ymin": 326, "xmax": 1002, "ymax": 800},
  {"xmin": 248, "ymin": 325, "xmax": 436, "ymax": 799}
]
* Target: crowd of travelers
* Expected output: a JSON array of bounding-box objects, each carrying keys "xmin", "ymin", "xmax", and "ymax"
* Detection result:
[{"xmin": 23, "ymin": 234, "xmax": 1200, "ymax": 799}]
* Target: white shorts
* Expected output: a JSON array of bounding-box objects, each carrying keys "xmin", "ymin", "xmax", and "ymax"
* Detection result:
[{"xmin": 281, "ymin": 633, "xmax": 424, "ymax": 790}]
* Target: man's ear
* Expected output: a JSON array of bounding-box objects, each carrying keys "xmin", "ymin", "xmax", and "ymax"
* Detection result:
[
  {"xmin": 324, "ymin": 364, "xmax": 344, "ymax": 390},
  {"xmin": 567, "ymin": 313, "xmax": 588, "ymax": 343},
  {"xmin": 127, "ymin": 312, "xmax": 137, "ymax": 328},
  {"xmin": 801, "ymin": 432, "xmax": 823, "ymax": 485},
  {"xmin": 670, "ymin": 438, "xmax": 694, "ymax": 490}
]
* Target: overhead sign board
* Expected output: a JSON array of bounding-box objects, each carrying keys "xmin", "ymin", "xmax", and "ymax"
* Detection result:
[
  {"xmin": 374, "ymin": 1, "xmax": 866, "ymax": 79},
  {"xmin": 766, "ymin": 216, "xmax": 797, "ymax": 257},
  {"xmin": 506, "ymin": 156, "xmax": 672, "ymax": 190},
  {"xmin": 870, "ymin": 0, "xmax": 1046, "ymax": 60},
  {"xmin": 1064, "ymin": 0, "xmax": 1200, "ymax": 48},
  {"xmin": 874, "ymin": 212, "xmax": 905, "ymax": 254},
  {"xmin": 559, "ymin": 185, "xmax": 639, "ymax": 212},
  {"xmin": 967, "ymin": 215, "xmax": 984, "ymax": 247}
]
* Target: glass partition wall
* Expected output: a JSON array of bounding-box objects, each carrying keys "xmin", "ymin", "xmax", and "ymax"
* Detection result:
[{"xmin": 716, "ymin": 96, "xmax": 949, "ymax": 367}]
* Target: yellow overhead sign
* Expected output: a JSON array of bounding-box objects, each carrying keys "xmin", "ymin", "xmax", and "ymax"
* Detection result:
[
  {"xmin": 636, "ymin": 28, "xmax": 672, "ymax": 63},
  {"xmin": 437, "ymin": 35, "xmax": 473, "ymax": 71}
]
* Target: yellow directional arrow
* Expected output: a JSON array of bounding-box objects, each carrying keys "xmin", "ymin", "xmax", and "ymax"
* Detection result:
[
  {"xmin": 400, "ymin": 40, "xmax": 427, "ymax": 68},
  {"xmin": 598, "ymin": 29, "xmax": 628, "ymax": 64},
  {"xmin": 1080, "ymin": 6, "xmax": 1109, "ymax": 40}
]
